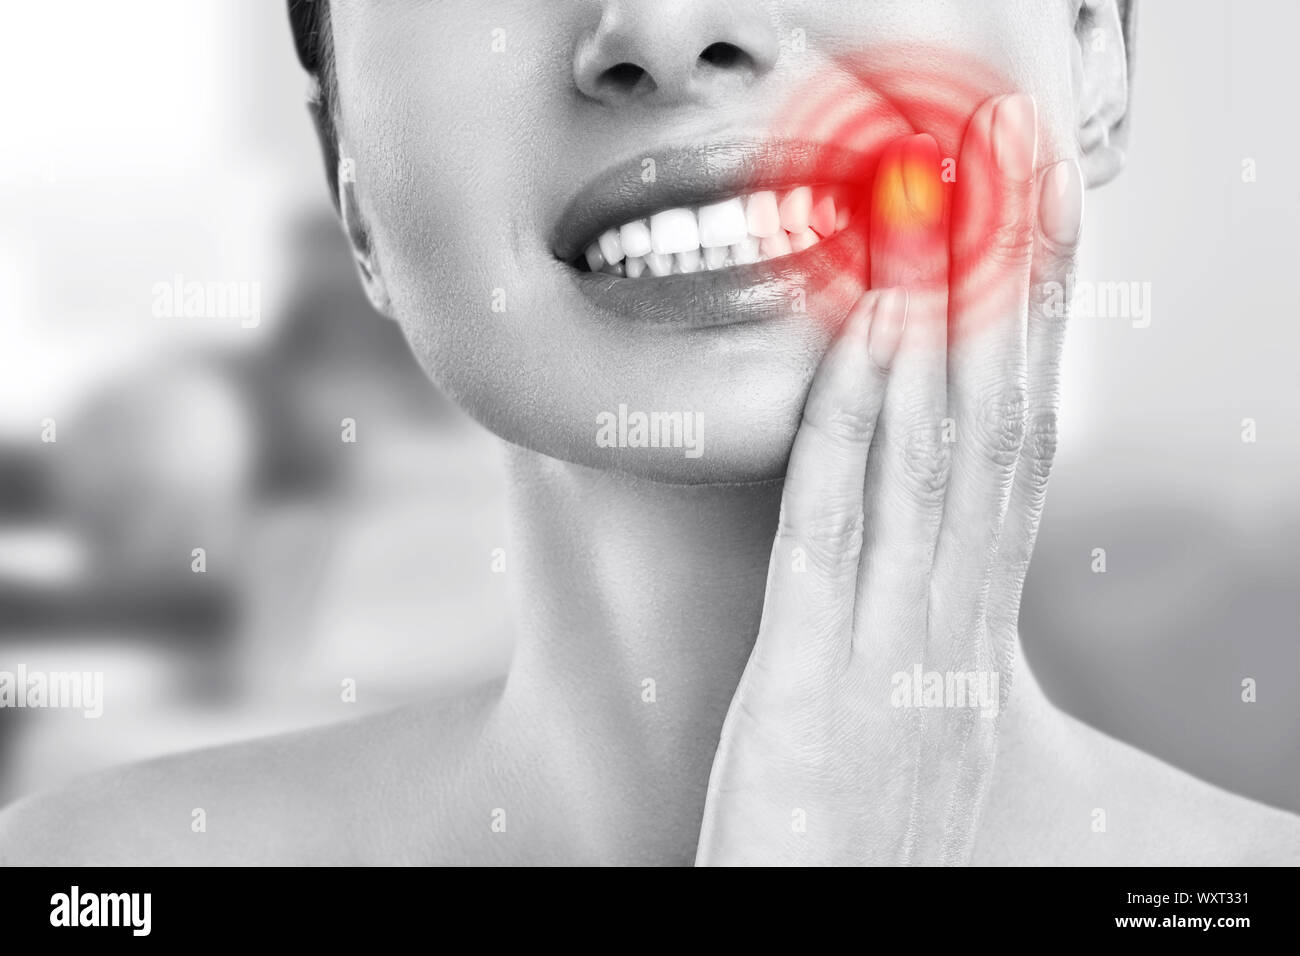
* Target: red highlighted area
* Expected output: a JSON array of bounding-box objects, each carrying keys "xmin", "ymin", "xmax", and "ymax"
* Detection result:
[{"xmin": 771, "ymin": 49, "xmax": 1032, "ymax": 332}]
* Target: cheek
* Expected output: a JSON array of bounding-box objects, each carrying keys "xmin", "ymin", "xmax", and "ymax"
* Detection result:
[
  {"xmin": 799, "ymin": 0, "xmax": 1078, "ymax": 151},
  {"xmin": 340, "ymin": 20, "xmax": 577, "ymax": 413},
  {"xmin": 348, "ymin": 133, "xmax": 520, "ymax": 414},
  {"xmin": 362, "ymin": 143, "xmax": 587, "ymax": 467}
]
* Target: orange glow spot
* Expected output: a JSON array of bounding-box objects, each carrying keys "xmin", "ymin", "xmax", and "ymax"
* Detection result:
[{"xmin": 873, "ymin": 141, "xmax": 943, "ymax": 231}]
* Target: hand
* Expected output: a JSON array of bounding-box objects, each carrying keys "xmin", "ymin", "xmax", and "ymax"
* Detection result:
[{"xmin": 696, "ymin": 93, "xmax": 1084, "ymax": 866}]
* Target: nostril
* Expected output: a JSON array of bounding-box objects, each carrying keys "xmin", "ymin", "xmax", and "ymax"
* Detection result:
[
  {"xmin": 698, "ymin": 42, "xmax": 752, "ymax": 71},
  {"xmin": 597, "ymin": 62, "xmax": 656, "ymax": 96}
]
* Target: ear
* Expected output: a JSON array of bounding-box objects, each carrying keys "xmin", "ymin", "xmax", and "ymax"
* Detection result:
[
  {"xmin": 337, "ymin": 148, "xmax": 393, "ymax": 317},
  {"xmin": 1072, "ymin": 0, "xmax": 1137, "ymax": 187}
]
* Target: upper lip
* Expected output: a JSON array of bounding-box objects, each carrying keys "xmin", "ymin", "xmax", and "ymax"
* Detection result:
[{"xmin": 550, "ymin": 139, "xmax": 876, "ymax": 264}]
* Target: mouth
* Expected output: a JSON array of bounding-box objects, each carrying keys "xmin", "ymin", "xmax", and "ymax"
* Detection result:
[
  {"xmin": 571, "ymin": 183, "xmax": 857, "ymax": 277},
  {"xmin": 551, "ymin": 140, "xmax": 881, "ymax": 327}
]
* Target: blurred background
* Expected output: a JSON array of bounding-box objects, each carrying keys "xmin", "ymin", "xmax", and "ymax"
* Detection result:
[{"xmin": 1, "ymin": 0, "xmax": 1296, "ymax": 813}]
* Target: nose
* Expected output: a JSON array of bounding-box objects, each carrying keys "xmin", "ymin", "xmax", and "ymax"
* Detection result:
[{"xmin": 573, "ymin": 0, "xmax": 779, "ymax": 106}]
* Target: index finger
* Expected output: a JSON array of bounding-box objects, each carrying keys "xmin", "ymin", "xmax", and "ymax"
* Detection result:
[{"xmin": 754, "ymin": 286, "xmax": 907, "ymax": 675}]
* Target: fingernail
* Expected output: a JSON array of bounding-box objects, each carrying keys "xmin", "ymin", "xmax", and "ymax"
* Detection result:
[
  {"xmin": 1039, "ymin": 158, "xmax": 1083, "ymax": 246},
  {"xmin": 992, "ymin": 93, "xmax": 1037, "ymax": 182},
  {"xmin": 901, "ymin": 133, "xmax": 943, "ymax": 225},
  {"xmin": 869, "ymin": 287, "xmax": 909, "ymax": 370}
]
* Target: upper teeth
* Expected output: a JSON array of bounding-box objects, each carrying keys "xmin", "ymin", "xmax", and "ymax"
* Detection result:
[{"xmin": 583, "ymin": 185, "xmax": 855, "ymax": 277}]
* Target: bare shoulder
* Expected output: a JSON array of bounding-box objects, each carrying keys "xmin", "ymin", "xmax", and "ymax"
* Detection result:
[
  {"xmin": 0, "ymin": 682, "xmax": 505, "ymax": 866},
  {"xmin": 978, "ymin": 696, "xmax": 1300, "ymax": 866}
]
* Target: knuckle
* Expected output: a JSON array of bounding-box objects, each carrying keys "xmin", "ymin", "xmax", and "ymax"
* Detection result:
[
  {"xmin": 987, "ymin": 216, "xmax": 1036, "ymax": 266},
  {"xmin": 896, "ymin": 419, "xmax": 951, "ymax": 507},
  {"xmin": 782, "ymin": 508, "xmax": 865, "ymax": 575},
  {"xmin": 969, "ymin": 387, "xmax": 1028, "ymax": 470},
  {"xmin": 800, "ymin": 401, "xmax": 878, "ymax": 450},
  {"xmin": 1019, "ymin": 409, "xmax": 1059, "ymax": 486}
]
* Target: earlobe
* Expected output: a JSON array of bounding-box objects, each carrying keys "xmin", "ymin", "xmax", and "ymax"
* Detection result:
[
  {"xmin": 338, "ymin": 150, "xmax": 393, "ymax": 316},
  {"xmin": 1072, "ymin": 0, "xmax": 1136, "ymax": 187}
]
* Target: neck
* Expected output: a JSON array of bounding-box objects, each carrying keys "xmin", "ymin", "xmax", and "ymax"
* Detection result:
[{"xmin": 498, "ymin": 443, "xmax": 778, "ymax": 858}]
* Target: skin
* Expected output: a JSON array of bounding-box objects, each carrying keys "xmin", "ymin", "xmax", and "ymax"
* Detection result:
[{"xmin": 3, "ymin": 0, "xmax": 1299, "ymax": 865}]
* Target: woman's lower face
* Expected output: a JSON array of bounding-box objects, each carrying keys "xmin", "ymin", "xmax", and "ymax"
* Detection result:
[{"xmin": 329, "ymin": 0, "xmax": 1081, "ymax": 483}]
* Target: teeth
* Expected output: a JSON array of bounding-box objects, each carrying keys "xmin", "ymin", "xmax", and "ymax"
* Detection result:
[
  {"xmin": 745, "ymin": 191, "xmax": 781, "ymax": 238},
  {"xmin": 645, "ymin": 252, "xmax": 674, "ymax": 277},
  {"xmin": 703, "ymin": 244, "xmax": 729, "ymax": 270},
  {"xmin": 760, "ymin": 231, "xmax": 792, "ymax": 259},
  {"xmin": 619, "ymin": 219, "xmax": 653, "ymax": 259},
  {"xmin": 598, "ymin": 228, "xmax": 624, "ymax": 264},
  {"xmin": 789, "ymin": 228, "xmax": 820, "ymax": 253},
  {"xmin": 731, "ymin": 235, "xmax": 761, "ymax": 265},
  {"xmin": 675, "ymin": 248, "xmax": 702, "ymax": 274},
  {"xmin": 779, "ymin": 186, "xmax": 813, "ymax": 233},
  {"xmin": 697, "ymin": 197, "xmax": 748, "ymax": 248},
  {"xmin": 810, "ymin": 192, "xmax": 837, "ymax": 237},
  {"xmin": 650, "ymin": 208, "xmax": 700, "ymax": 255},
  {"xmin": 581, "ymin": 184, "xmax": 857, "ymax": 277}
]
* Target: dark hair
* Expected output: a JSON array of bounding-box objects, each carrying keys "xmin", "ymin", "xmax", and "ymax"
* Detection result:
[{"xmin": 287, "ymin": 0, "xmax": 340, "ymax": 210}]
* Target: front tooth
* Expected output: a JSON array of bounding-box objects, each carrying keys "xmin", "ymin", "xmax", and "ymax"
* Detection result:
[
  {"xmin": 778, "ymin": 186, "xmax": 813, "ymax": 233},
  {"xmin": 810, "ymin": 192, "xmax": 837, "ymax": 237},
  {"xmin": 745, "ymin": 191, "xmax": 781, "ymax": 238},
  {"xmin": 645, "ymin": 252, "xmax": 674, "ymax": 277},
  {"xmin": 585, "ymin": 243, "xmax": 606, "ymax": 272},
  {"xmin": 649, "ymin": 208, "xmax": 700, "ymax": 255},
  {"xmin": 624, "ymin": 255, "xmax": 646, "ymax": 278},
  {"xmin": 675, "ymin": 248, "xmax": 702, "ymax": 273},
  {"xmin": 760, "ymin": 231, "xmax": 792, "ymax": 260},
  {"xmin": 619, "ymin": 219, "xmax": 653, "ymax": 259},
  {"xmin": 598, "ymin": 228, "xmax": 624, "ymax": 264},
  {"xmin": 730, "ymin": 235, "xmax": 761, "ymax": 265},
  {"xmin": 790, "ymin": 227, "xmax": 820, "ymax": 252},
  {"xmin": 703, "ymin": 245, "xmax": 729, "ymax": 270},
  {"xmin": 601, "ymin": 260, "xmax": 626, "ymax": 277},
  {"xmin": 697, "ymin": 197, "xmax": 748, "ymax": 248}
]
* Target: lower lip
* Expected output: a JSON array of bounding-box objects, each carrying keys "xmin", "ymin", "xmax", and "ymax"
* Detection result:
[{"xmin": 565, "ymin": 220, "xmax": 868, "ymax": 330}]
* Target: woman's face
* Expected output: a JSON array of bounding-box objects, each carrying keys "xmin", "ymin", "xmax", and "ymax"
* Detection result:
[{"xmin": 329, "ymin": 0, "xmax": 1092, "ymax": 483}]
